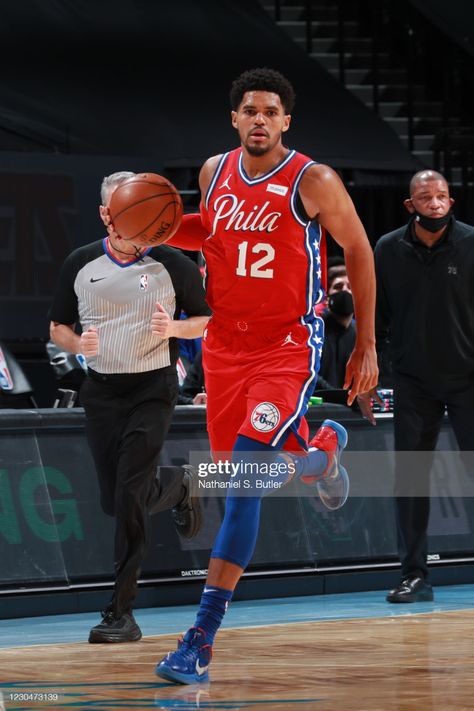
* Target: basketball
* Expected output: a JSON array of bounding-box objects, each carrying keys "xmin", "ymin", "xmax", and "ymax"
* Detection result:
[{"xmin": 109, "ymin": 173, "xmax": 183, "ymax": 246}]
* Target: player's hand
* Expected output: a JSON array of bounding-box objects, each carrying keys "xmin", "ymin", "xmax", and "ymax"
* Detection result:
[
  {"xmin": 193, "ymin": 392, "xmax": 207, "ymax": 405},
  {"xmin": 356, "ymin": 388, "xmax": 383, "ymax": 426},
  {"xmin": 80, "ymin": 326, "xmax": 99, "ymax": 357},
  {"xmin": 151, "ymin": 302, "xmax": 176, "ymax": 339},
  {"xmin": 343, "ymin": 343, "xmax": 379, "ymax": 406}
]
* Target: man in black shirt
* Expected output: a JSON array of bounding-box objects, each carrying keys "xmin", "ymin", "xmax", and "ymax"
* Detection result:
[
  {"xmin": 50, "ymin": 171, "xmax": 211, "ymax": 642},
  {"xmin": 317, "ymin": 268, "xmax": 356, "ymax": 391},
  {"xmin": 362, "ymin": 170, "xmax": 474, "ymax": 603}
]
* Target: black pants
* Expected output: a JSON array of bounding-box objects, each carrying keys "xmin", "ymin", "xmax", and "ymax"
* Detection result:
[
  {"xmin": 393, "ymin": 372, "xmax": 474, "ymax": 580},
  {"xmin": 80, "ymin": 367, "xmax": 184, "ymax": 616}
]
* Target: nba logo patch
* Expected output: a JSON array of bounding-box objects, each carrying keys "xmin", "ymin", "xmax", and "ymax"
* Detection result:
[
  {"xmin": 251, "ymin": 402, "xmax": 280, "ymax": 432},
  {"xmin": 139, "ymin": 274, "xmax": 148, "ymax": 291}
]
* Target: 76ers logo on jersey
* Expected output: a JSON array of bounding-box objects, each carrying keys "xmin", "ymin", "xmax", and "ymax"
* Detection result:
[
  {"xmin": 139, "ymin": 274, "xmax": 148, "ymax": 291},
  {"xmin": 251, "ymin": 402, "xmax": 280, "ymax": 432}
]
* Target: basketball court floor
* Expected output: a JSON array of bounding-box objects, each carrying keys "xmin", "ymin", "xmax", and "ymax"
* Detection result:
[{"xmin": 1, "ymin": 584, "xmax": 474, "ymax": 710}]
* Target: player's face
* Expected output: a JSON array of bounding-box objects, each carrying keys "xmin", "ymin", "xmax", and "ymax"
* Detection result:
[
  {"xmin": 406, "ymin": 179, "xmax": 453, "ymax": 218},
  {"xmin": 232, "ymin": 91, "xmax": 291, "ymax": 156}
]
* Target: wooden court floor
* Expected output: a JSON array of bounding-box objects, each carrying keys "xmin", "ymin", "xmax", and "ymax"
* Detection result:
[{"xmin": 1, "ymin": 610, "xmax": 474, "ymax": 710}]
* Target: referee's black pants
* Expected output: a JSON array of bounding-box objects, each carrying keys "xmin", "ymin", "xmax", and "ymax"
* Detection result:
[
  {"xmin": 80, "ymin": 367, "xmax": 184, "ymax": 617},
  {"xmin": 393, "ymin": 372, "xmax": 474, "ymax": 581}
]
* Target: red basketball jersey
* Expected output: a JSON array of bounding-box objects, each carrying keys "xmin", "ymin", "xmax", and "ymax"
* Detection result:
[{"xmin": 201, "ymin": 148, "xmax": 323, "ymax": 332}]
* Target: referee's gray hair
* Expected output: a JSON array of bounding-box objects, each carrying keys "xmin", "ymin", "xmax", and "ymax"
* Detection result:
[{"xmin": 100, "ymin": 171, "xmax": 135, "ymax": 205}]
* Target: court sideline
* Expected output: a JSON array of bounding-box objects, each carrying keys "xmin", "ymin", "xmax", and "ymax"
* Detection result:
[{"xmin": 1, "ymin": 584, "xmax": 474, "ymax": 710}]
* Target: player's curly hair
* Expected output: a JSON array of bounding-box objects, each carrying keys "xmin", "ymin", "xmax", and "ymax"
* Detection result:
[{"xmin": 230, "ymin": 68, "xmax": 295, "ymax": 114}]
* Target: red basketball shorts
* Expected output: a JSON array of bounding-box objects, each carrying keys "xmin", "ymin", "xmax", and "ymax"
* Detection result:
[{"xmin": 202, "ymin": 319, "xmax": 322, "ymax": 457}]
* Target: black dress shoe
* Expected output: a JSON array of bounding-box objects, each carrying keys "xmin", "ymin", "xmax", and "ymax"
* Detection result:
[
  {"xmin": 386, "ymin": 577, "xmax": 434, "ymax": 603},
  {"xmin": 172, "ymin": 464, "xmax": 203, "ymax": 539},
  {"xmin": 88, "ymin": 610, "xmax": 142, "ymax": 643}
]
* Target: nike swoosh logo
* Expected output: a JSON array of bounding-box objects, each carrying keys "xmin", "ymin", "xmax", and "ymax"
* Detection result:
[
  {"xmin": 195, "ymin": 660, "xmax": 209, "ymax": 675},
  {"xmin": 90, "ymin": 277, "xmax": 106, "ymax": 283},
  {"xmin": 203, "ymin": 588, "xmax": 218, "ymax": 594}
]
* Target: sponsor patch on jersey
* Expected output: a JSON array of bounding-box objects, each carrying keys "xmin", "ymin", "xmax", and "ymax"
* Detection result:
[
  {"xmin": 266, "ymin": 183, "xmax": 288, "ymax": 196},
  {"xmin": 139, "ymin": 274, "xmax": 148, "ymax": 291},
  {"xmin": 251, "ymin": 402, "xmax": 280, "ymax": 432}
]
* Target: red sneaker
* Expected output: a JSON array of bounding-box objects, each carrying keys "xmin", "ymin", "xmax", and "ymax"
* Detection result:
[{"xmin": 303, "ymin": 419, "xmax": 349, "ymax": 511}]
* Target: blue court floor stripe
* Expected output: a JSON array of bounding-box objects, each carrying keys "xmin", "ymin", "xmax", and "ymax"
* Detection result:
[{"xmin": 1, "ymin": 584, "xmax": 474, "ymax": 649}]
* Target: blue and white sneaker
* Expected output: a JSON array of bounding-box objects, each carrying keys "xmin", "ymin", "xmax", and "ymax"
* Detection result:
[
  {"xmin": 155, "ymin": 627, "xmax": 212, "ymax": 685},
  {"xmin": 304, "ymin": 419, "xmax": 349, "ymax": 511}
]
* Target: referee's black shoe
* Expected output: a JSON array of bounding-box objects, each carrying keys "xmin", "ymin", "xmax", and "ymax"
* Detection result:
[
  {"xmin": 386, "ymin": 577, "xmax": 434, "ymax": 603},
  {"xmin": 172, "ymin": 465, "xmax": 202, "ymax": 539},
  {"xmin": 88, "ymin": 609, "xmax": 142, "ymax": 643}
]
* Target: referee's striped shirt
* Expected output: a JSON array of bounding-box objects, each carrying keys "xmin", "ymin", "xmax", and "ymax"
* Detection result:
[{"xmin": 50, "ymin": 238, "xmax": 210, "ymax": 374}]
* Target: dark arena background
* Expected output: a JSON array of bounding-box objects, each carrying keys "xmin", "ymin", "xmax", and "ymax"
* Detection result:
[{"xmin": 1, "ymin": 1, "xmax": 474, "ymax": 709}]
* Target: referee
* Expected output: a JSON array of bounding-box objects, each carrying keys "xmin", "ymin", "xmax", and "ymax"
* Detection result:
[{"xmin": 50, "ymin": 171, "xmax": 211, "ymax": 643}]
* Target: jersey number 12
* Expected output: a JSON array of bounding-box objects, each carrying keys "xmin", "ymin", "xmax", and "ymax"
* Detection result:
[{"xmin": 236, "ymin": 241, "xmax": 275, "ymax": 279}]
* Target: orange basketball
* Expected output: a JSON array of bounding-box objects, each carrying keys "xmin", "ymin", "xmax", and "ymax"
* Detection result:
[{"xmin": 109, "ymin": 173, "xmax": 183, "ymax": 246}]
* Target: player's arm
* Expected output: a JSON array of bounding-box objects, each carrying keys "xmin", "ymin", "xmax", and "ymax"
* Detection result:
[
  {"xmin": 299, "ymin": 164, "xmax": 378, "ymax": 403},
  {"xmin": 99, "ymin": 207, "xmax": 209, "ymax": 251},
  {"xmin": 147, "ymin": 155, "xmax": 224, "ymax": 251},
  {"xmin": 165, "ymin": 214, "xmax": 208, "ymax": 250},
  {"xmin": 353, "ymin": 239, "xmax": 391, "ymax": 424}
]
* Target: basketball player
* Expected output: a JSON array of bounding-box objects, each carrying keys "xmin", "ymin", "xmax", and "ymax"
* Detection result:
[
  {"xmin": 106, "ymin": 69, "xmax": 378, "ymax": 681},
  {"xmin": 50, "ymin": 171, "xmax": 211, "ymax": 643}
]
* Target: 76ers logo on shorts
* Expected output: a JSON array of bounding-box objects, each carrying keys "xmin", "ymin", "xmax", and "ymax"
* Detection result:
[
  {"xmin": 139, "ymin": 274, "xmax": 148, "ymax": 291},
  {"xmin": 251, "ymin": 402, "xmax": 280, "ymax": 432}
]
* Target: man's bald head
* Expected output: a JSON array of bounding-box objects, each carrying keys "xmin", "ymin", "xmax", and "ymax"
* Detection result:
[{"xmin": 409, "ymin": 170, "xmax": 448, "ymax": 197}]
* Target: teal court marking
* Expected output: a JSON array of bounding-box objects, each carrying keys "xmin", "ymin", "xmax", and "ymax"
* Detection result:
[
  {"xmin": 0, "ymin": 682, "xmax": 324, "ymax": 709},
  {"xmin": 1, "ymin": 584, "xmax": 474, "ymax": 649}
]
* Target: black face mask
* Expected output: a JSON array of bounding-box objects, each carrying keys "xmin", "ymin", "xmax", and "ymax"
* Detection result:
[
  {"xmin": 329, "ymin": 290, "xmax": 354, "ymax": 317},
  {"xmin": 414, "ymin": 210, "xmax": 451, "ymax": 233}
]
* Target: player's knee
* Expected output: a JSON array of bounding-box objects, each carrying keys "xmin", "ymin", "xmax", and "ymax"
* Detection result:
[
  {"xmin": 224, "ymin": 495, "xmax": 260, "ymax": 526},
  {"xmin": 212, "ymin": 495, "xmax": 262, "ymax": 570}
]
